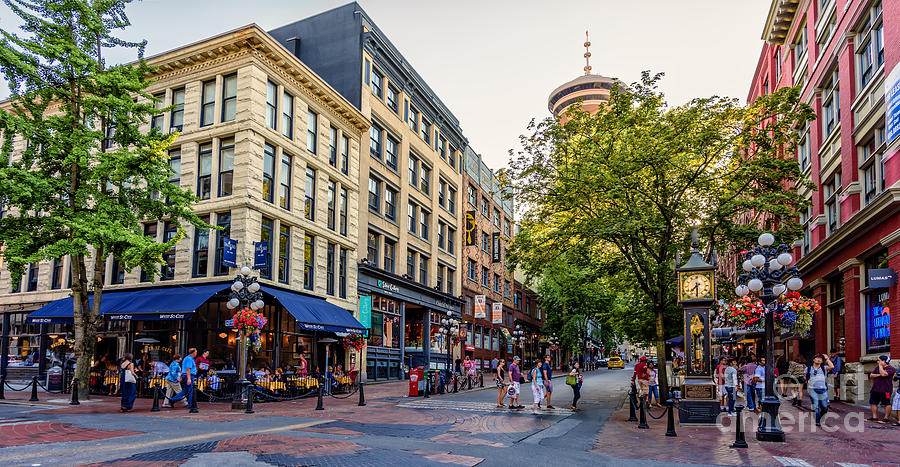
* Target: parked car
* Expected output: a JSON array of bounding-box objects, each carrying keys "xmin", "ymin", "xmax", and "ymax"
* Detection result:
[
  {"xmin": 598, "ymin": 358, "xmax": 609, "ymax": 367},
  {"xmin": 607, "ymin": 356, "xmax": 625, "ymax": 369}
]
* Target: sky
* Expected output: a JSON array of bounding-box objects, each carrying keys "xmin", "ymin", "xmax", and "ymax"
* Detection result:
[{"xmin": 0, "ymin": 0, "xmax": 771, "ymax": 171}]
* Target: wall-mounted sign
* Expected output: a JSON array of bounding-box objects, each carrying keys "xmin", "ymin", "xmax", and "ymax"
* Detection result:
[
  {"xmin": 867, "ymin": 291, "xmax": 891, "ymax": 352},
  {"xmin": 868, "ymin": 268, "xmax": 896, "ymax": 289},
  {"xmin": 359, "ymin": 295, "xmax": 373, "ymax": 329},
  {"xmin": 492, "ymin": 232, "xmax": 501, "ymax": 263},
  {"xmin": 222, "ymin": 238, "xmax": 237, "ymax": 268},
  {"xmin": 465, "ymin": 211, "xmax": 477, "ymax": 246},
  {"xmin": 492, "ymin": 302, "xmax": 503, "ymax": 324},
  {"xmin": 253, "ymin": 241, "xmax": 269, "ymax": 270},
  {"xmin": 886, "ymin": 62, "xmax": 900, "ymax": 145},
  {"xmin": 474, "ymin": 295, "xmax": 486, "ymax": 318},
  {"xmin": 376, "ymin": 279, "xmax": 400, "ymax": 293}
]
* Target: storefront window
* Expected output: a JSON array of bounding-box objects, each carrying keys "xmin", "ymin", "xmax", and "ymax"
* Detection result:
[
  {"xmin": 866, "ymin": 290, "xmax": 890, "ymax": 352},
  {"xmin": 368, "ymin": 313, "xmax": 384, "ymax": 347},
  {"xmin": 404, "ymin": 308, "xmax": 424, "ymax": 352}
]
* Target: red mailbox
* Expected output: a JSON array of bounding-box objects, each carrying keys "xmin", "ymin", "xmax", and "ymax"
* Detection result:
[{"xmin": 409, "ymin": 366, "xmax": 424, "ymax": 396}]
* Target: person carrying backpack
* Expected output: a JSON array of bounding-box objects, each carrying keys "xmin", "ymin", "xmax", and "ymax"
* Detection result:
[{"xmin": 806, "ymin": 354, "xmax": 834, "ymax": 427}]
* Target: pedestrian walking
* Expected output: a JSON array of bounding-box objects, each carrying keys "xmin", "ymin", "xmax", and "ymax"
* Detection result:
[
  {"xmin": 568, "ymin": 361, "xmax": 583, "ymax": 411},
  {"xmin": 868, "ymin": 355, "xmax": 895, "ymax": 423},
  {"xmin": 829, "ymin": 348, "xmax": 843, "ymax": 402},
  {"xmin": 739, "ymin": 356, "xmax": 757, "ymax": 411},
  {"xmin": 542, "ymin": 354, "xmax": 555, "ymax": 409},
  {"xmin": 495, "ymin": 359, "xmax": 508, "ymax": 408},
  {"xmin": 647, "ymin": 362, "xmax": 660, "ymax": 407},
  {"xmin": 119, "ymin": 353, "xmax": 137, "ymax": 412},
  {"xmin": 633, "ymin": 356, "xmax": 650, "ymax": 399},
  {"xmin": 724, "ymin": 357, "xmax": 738, "ymax": 414},
  {"xmin": 507, "ymin": 356, "xmax": 523, "ymax": 409},
  {"xmin": 530, "ymin": 360, "xmax": 545, "ymax": 414},
  {"xmin": 169, "ymin": 348, "xmax": 197, "ymax": 408},
  {"xmin": 753, "ymin": 356, "xmax": 767, "ymax": 413},
  {"xmin": 775, "ymin": 356, "xmax": 789, "ymax": 397},
  {"xmin": 715, "ymin": 357, "xmax": 727, "ymax": 411},
  {"xmin": 805, "ymin": 353, "xmax": 833, "ymax": 426},
  {"xmin": 162, "ymin": 354, "xmax": 183, "ymax": 408},
  {"xmin": 892, "ymin": 368, "xmax": 900, "ymax": 426},
  {"xmin": 788, "ymin": 355, "xmax": 807, "ymax": 407}
]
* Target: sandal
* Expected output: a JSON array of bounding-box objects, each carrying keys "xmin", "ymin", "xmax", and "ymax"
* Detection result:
[{"xmin": 866, "ymin": 417, "xmax": 880, "ymax": 422}]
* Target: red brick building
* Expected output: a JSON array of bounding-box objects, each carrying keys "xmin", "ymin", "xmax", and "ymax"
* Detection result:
[{"xmin": 748, "ymin": 0, "xmax": 900, "ymax": 394}]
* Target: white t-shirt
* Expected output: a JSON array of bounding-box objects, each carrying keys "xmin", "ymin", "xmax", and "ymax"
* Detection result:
[
  {"xmin": 754, "ymin": 365, "xmax": 766, "ymax": 389},
  {"xmin": 807, "ymin": 365, "xmax": 827, "ymax": 390}
]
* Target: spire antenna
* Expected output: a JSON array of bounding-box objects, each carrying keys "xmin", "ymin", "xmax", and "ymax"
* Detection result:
[{"xmin": 583, "ymin": 30, "xmax": 592, "ymax": 75}]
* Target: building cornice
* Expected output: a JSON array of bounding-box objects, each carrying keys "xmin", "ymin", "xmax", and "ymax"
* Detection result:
[
  {"xmin": 879, "ymin": 228, "xmax": 900, "ymax": 248},
  {"xmin": 838, "ymin": 258, "xmax": 862, "ymax": 272},
  {"xmin": 762, "ymin": 0, "xmax": 802, "ymax": 44}
]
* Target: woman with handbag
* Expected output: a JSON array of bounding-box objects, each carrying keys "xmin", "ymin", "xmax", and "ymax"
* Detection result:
[
  {"xmin": 495, "ymin": 359, "xmax": 508, "ymax": 408},
  {"xmin": 568, "ymin": 362, "xmax": 582, "ymax": 411},
  {"xmin": 120, "ymin": 353, "xmax": 138, "ymax": 412}
]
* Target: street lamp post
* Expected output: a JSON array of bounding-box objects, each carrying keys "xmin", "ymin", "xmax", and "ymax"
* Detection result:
[
  {"xmin": 439, "ymin": 310, "xmax": 459, "ymax": 379},
  {"xmin": 225, "ymin": 266, "xmax": 264, "ymax": 411},
  {"xmin": 735, "ymin": 232, "xmax": 803, "ymax": 443},
  {"xmin": 547, "ymin": 336, "xmax": 559, "ymax": 369}
]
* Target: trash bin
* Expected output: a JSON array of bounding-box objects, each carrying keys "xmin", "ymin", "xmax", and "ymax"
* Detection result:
[
  {"xmin": 409, "ymin": 366, "xmax": 424, "ymax": 397},
  {"xmin": 46, "ymin": 365, "xmax": 63, "ymax": 392}
]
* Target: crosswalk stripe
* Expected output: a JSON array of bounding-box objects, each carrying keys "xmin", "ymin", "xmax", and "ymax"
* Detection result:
[
  {"xmin": 0, "ymin": 418, "xmax": 41, "ymax": 427},
  {"xmin": 773, "ymin": 457, "xmax": 814, "ymax": 466},
  {"xmin": 836, "ymin": 463, "xmax": 871, "ymax": 467},
  {"xmin": 397, "ymin": 400, "xmax": 572, "ymax": 415}
]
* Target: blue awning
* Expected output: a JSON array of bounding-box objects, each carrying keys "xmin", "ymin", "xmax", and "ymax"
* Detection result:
[
  {"xmin": 26, "ymin": 283, "xmax": 229, "ymax": 323},
  {"xmin": 264, "ymin": 287, "xmax": 366, "ymax": 335}
]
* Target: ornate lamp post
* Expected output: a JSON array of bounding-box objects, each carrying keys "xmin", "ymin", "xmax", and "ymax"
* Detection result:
[
  {"xmin": 547, "ymin": 335, "xmax": 559, "ymax": 369},
  {"xmin": 735, "ymin": 232, "xmax": 803, "ymax": 443},
  {"xmin": 439, "ymin": 310, "xmax": 459, "ymax": 376},
  {"xmin": 512, "ymin": 325, "xmax": 526, "ymax": 356},
  {"xmin": 225, "ymin": 266, "xmax": 264, "ymax": 410}
]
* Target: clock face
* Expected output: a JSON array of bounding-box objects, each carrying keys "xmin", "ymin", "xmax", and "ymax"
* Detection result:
[{"xmin": 681, "ymin": 272, "xmax": 713, "ymax": 301}]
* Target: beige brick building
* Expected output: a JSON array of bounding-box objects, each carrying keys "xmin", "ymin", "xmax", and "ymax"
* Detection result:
[{"xmin": 0, "ymin": 25, "xmax": 369, "ymax": 381}]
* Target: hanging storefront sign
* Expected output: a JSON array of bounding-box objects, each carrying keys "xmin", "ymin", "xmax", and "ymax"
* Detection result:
[
  {"xmin": 491, "ymin": 232, "xmax": 501, "ymax": 263},
  {"xmin": 867, "ymin": 290, "xmax": 891, "ymax": 352},
  {"xmin": 253, "ymin": 241, "xmax": 269, "ymax": 270},
  {"xmin": 492, "ymin": 302, "xmax": 503, "ymax": 324},
  {"xmin": 886, "ymin": 62, "xmax": 900, "ymax": 145},
  {"xmin": 474, "ymin": 295, "xmax": 486, "ymax": 318},
  {"xmin": 868, "ymin": 268, "xmax": 896, "ymax": 288},
  {"xmin": 465, "ymin": 211, "xmax": 477, "ymax": 246},
  {"xmin": 222, "ymin": 237, "xmax": 238, "ymax": 268},
  {"xmin": 359, "ymin": 295, "xmax": 373, "ymax": 329}
]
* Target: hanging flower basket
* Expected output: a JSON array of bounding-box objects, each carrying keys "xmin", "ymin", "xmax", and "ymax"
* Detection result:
[
  {"xmin": 343, "ymin": 334, "xmax": 366, "ymax": 352},
  {"xmin": 723, "ymin": 292, "xmax": 818, "ymax": 336},
  {"xmin": 230, "ymin": 307, "xmax": 267, "ymax": 352}
]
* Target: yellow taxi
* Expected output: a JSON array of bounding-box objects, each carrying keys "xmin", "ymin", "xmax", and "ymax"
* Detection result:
[{"xmin": 607, "ymin": 356, "xmax": 625, "ymax": 369}]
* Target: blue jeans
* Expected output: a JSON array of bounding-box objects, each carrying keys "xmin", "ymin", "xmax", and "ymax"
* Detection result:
[
  {"xmin": 169, "ymin": 376, "xmax": 194, "ymax": 405},
  {"xmin": 809, "ymin": 388, "xmax": 828, "ymax": 424},
  {"xmin": 725, "ymin": 386, "xmax": 735, "ymax": 413},
  {"xmin": 755, "ymin": 387, "xmax": 764, "ymax": 406},
  {"xmin": 745, "ymin": 385, "xmax": 756, "ymax": 410},
  {"xmin": 120, "ymin": 382, "xmax": 136, "ymax": 410},
  {"xmin": 648, "ymin": 384, "xmax": 659, "ymax": 404}
]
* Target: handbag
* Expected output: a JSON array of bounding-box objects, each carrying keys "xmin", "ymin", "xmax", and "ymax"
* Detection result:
[{"xmin": 566, "ymin": 375, "xmax": 578, "ymax": 386}]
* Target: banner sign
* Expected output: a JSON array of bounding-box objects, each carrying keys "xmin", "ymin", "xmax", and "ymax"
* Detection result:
[
  {"xmin": 465, "ymin": 211, "xmax": 477, "ymax": 246},
  {"xmin": 105, "ymin": 313, "xmax": 192, "ymax": 321},
  {"xmin": 222, "ymin": 238, "xmax": 238, "ymax": 268},
  {"xmin": 868, "ymin": 268, "xmax": 896, "ymax": 288},
  {"xmin": 886, "ymin": 63, "xmax": 900, "ymax": 145},
  {"xmin": 491, "ymin": 232, "xmax": 501, "ymax": 263},
  {"xmin": 474, "ymin": 295, "xmax": 486, "ymax": 318},
  {"xmin": 359, "ymin": 295, "xmax": 373, "ymax": 329},
  {"xmin": 492, "ymin": 302, "xmax": 503, "ymax": 324},
  {"xmin": 253, "ymin": 241, "xmax": 269, "ymax": 270}
]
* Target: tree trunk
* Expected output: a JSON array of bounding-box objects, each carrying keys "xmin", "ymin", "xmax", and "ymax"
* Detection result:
[
  {"xmin": 72, "ymin": 249, "xmax": 103, "ymax": 400},
  {"xmin": 654, "ymin": 307, "xmax": 670, "ymax": 400}
]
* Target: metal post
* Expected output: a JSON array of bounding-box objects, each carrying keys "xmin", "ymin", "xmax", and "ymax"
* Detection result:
[
  {"xmin": 358, "ymin": 381, "xmax": 366, "ymax": 406},
  {"xmin": 637, "ymin": 395, "xmax": 649, "ymax": 429},
  {"xmin": 233, "ymin": 329, "xmax": 248, "ymax": 410},
  {"xmin": 151, "ymin": 384, "xmax": 161, "ymax": 412},
  {"xmin": 38, "ymin": 323, "xmax": 48, "ymax": 380},
  {"xmin": 315, "ymin": 376, "xmax": 324, "ymax": 410},
  {"xmin": 665, "ymin": 398, "xmax": 677, "ymax": 437},
  {"xmin": 732, "ymin": 404, "xmax": 748, "ymax": 448},
  {"xmin": 29, "ymin": 376, "xmax": 39, "ymax": 401},
  {"xmin": 627, "ymin": 384, "xmax": 638, "ymax": 422},
  {"xmin": 245, "ymin": 384, "xmax": 254, "ymax": 414},
  {"xmin": 0, "ymin": 375, "xmax": 5, "ymax": 400},
  {"xmin": 757, "ymin": 301, "xmax": 784, "ymax": 442},
  {"xmin": 1, "ymin": 313, "xmax": 10, "ymax": 381},
  {"xmin": 69, "ymin": 378, "xmax": 79, "ymax": 405}
]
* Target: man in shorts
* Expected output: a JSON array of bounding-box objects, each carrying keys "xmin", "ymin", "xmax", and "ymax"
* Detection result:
[
  {"xmin": 715, "ymin": 357, "xmax": 727, "ymax": 411},
  {"xmin": 542, "ymin": 354, "xmax": 555, "ymax": 409},
  {"xmin": 507, "ymin": 356, "xmax": 522, "ymax": 409},
  {"xmin": 868, "ymin": 355, "xmax": 895, "ymax": 423},
  {"xmin": 633, "ymin": 356, "xmax": 650, "ymax": 398}
]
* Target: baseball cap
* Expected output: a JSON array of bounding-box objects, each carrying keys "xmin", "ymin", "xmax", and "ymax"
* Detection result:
[
  {"xmin": 879, "ymin": 355, "xmax": 890, "ymax": 362},
  {"xmin": 640, "ymin": 356, "xmax": 648, "ymax": 362},
  {"xmin": 513, "ymin": 356, "xmax": 520, "ymax": 361}
]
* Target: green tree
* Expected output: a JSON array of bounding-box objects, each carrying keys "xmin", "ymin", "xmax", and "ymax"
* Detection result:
[
  {"xmin": 0, "ymin": 0, "xmax": 206, "ymax": 398},
  {"xmin": 508, "ymin": 73, "xmax": 814, "ymax": 397}
]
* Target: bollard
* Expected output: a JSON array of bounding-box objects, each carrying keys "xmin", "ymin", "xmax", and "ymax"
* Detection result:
[
  {"xmin": 70, "ymin": 378, "xmax": 79, "ymax": 405},
  {"xmin": 453, "ymin": 374, "xmax": 458, "ymax": 393},
  {"xmin": 731, "ymin": 404, "xmax": 748, "ymax": 448},
  {"xmin": 188, "ymin": 384, "xmax": 198, "ymax": 413},
  {"xmin": 637, "ymin": 395, "xmax": 649, "ymax": 429},
  {"xmin": 665, "ymin": 398, "xmax": 677, "ymax": 437},
  {"xmin": 245, "ymin": 385, "xmax": 254, "ymax": 414},
  {"xmin": 315, "ymin": 377, "xmax": 325, "ymax": 410},
  {"xmin": 627, "ymin": 388, "xmax": 638, "ymax": 422},
  {"xmin": 151, "ymin": 385, "xmax": 161, "ymax": 412},
  {"xmin": 479, "ymin": 372, "xmax": 484, "ymax": 388},
  {"xmin": 0, "ymin": 375, "xmax": 5, "ymax": 400},
  {"xmin": 29, "ymin": 376, "xmax": 39, "ymax": 402},
  {"xmin": 358, "ymin": 381, "xmax": 366, "ymax": 407}
]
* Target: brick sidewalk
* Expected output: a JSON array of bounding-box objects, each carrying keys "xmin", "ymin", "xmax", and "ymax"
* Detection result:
[{"xmin": 594, "ymin": 397, "xmax": 898, "ymax": 466}]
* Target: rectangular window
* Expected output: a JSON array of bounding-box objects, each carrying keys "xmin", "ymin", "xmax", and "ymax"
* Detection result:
[
  {"xmin": 447, "ymin": 226, "xmax": 455, "ymax": 255},
  {"xmin": 447, "ymin": 269, "xmax": 454, "ymax": 293},
  {"xmin": 371, "ymin": 68, "xmax": 383, "ymax": 98},
  {"xmin": 340, "ymin": 135, "xmax": 349, "ymax": 175},
  {"xmin": 161, "ymin": 221, "xmax": 177, "ymax": 280},
  {"xmin": 51, "ymin": 259, "xmax": 63, "ymax": 289},
  {"xmin": 385, "ymin": 135, "xmax": 398, "ymax": 170},
  {"xmin": 367, "ymin": 231, "xmax": 379, "ymax": 264},
  {"xmin": 140, "ymin": 222, "xmax": 158, "ymax": 282},
  {"xmin": 263, "ymin": 143, "xmax": 275, "ymax": 203},
  {"xmin": 26, "ymin": 263, "xmax": 38, "ymax": 291},
  {"xmin": 260, "ymin": 217, "xmax": 274, "ymax": 279},
  {"xmin": 494, "ymin": 273, "xmax": 501, "ymax": 293},
  {"xmin": 481, "ymin": 266, "xmax": 489, "ymax": 288},
  {"xmin": 384, "ymin": 239, "xmax": 396, "ymax": 273},
  {"xmin": 282, "ymin": 92, "xmax": 294, "ymax": 139},
  {"xmin": 448, "ymin": 187, "xmax": 456, "ymax": 214},
  {"xmin": 468, "ymin": 259, "xmax": 477, "ymax": 281},
  {"xmin": 481, "ymin": 232, "xmax": 490, "ymax": 252},
  {"xmin": 385, "ymin": 187, "xmax": 397, "ymax": 221},
  {"xmin": 200, "ymin": 79, "xmax": 216, "ymax": 127},
  {"xmin": 407, "ymin": 249, "xmax": 416, "ymax": 277},
  {"xmin": 468, "ymin": 184, "xmax": 477, "ymax": 206},
  {"xmin": 439, "ymin": 136, "xmax": 447, "ymax": 160},
  {"xmin": 368, "ymin": 176, "xmax": 381, "ymax": 212},
  {"xmin": 408, "ymin": 105, "xmax": 418, "ymax": 133},
  {"xmin": 370, "ymin": 125, "xmax": 382, "ymax": 160},
  {"xmin": 111, "ymin": 257, "xmax": 124, "ymax": 285},
  {"xmin": 170, "ymin": 88, "xmax": 184, "ymax": 131},
  {"xmin": 438, "ymin": 180, "xmax": 446, "ymax": 208},
  {"xmin": 214, "ymin": 212, "xmax": 231, "ymax": 276},
  {"xmin": 304, "ymin": 234, "xmax": 315, "ymax": 290},
  {"xmin": 419, "ymin": 256, "xmax": 428, "ymax": 285},
  {"xmin": 193, "ymin": 214, "xmax": 210, "ymax": 277},
  {"xmin": 858, "ymin": 2, "xmax": 884, "ymax": 89},
  {"xmin": 408, "ymin": 155, "xmax": 418, "ymax": 187},
  {"xmin": 221, "ymin": 73, "xmax": 237, "ymax": 122},
  {"xmin": 339, "ymin": 247, "xmax": 347, "ymax": 298},
  {"xmin": 329, "ymin": 126, "xmax": 338, "ymax": 167},
  {"xmin": 824, "ymin": 173, "xmax": 842, "ymax": 234},
  {"xmin": 421, "ymin": 116, "xmax": 430, "ymax": 143},
  {"xmin": 504, "ymin": 218, "xmax": 511, "ymax": 237},
  {"xmin": 339, "ymin": 187, "xmax": 348, "ymax": 236},
  {"xmin": 408, "ymin": 202, "xmax": 417, "ymax": 234},
  {"xmin": 794, "ymin": 23, "xmax": 807, "ymax": 63},
  {"xmin": 218, "ymin": 137, "xmax": 234, "ymax": 197},
  {"xmin": 504, "ymin": 280, "xmax": 511, "ymax": 298},
  {"xmin": 266, "ymin": 80, "xmax": 278, "ymax": 130},
  {"xmin": 448, "ymin": 144, "xmax": 456, "ymax": 169},
  {"xmin": 481, "ymin": 197, "xmax": 489, "ymax": 217},
  {"xmin": 305, "ymin": 167, "xmax": 316, "ymax": 221},
  {"xmin": 280, "ymin": 152, "xmax": 292, "ymax": 210},
  {"xmin": 493, "ymin": 208, "xmax": 500, "ymax": 227},
  {"xmin": 306, "ymin": 110, "xmax": 317, "ymax": 153},
  {"xmin": 327, "ymin": 180, "xmax": 336, "ymax": 231},
  {"xmin": 386, "ymin": 85, "xmax": 399, "ymax": 113},
  {"xmin": 822, "ymin": 69, "xmax": 840, "ymax": 138},
  {"xmin": 326, "ymin": 242, "xmax": 336, "ymax": 296},
  {"xmin": 278, "ymin": 224, "xmax": 290, "ymax": 284},
  {"xmin": 150, "ymin": 92, "xmax": 165, "ymax": 130},
  {"xmin": 420, "ymin": 165, "xmax": 430, "ymax": 194},
  {"xmin": 168, "ymin": 148, "xmax": 181, "ymax": 200},
  {"xmin": 438, "ymin": 221, "xmax": 446, "ymax": 249},
  {"xmin": 774, "ymin": 47, "xmax": 781, "ymax": 79},
  {"xmin": 197, "ymin": 142, "xmax": 212, "ymax": 200}
]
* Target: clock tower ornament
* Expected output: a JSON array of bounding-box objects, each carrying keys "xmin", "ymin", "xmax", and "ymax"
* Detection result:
[{"xmin": 675, "ymin": 228, "xmax": 719, "ymax": 425}]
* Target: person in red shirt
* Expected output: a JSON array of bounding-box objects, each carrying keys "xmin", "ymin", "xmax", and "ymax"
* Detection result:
[
  {"xmin": 715, "ymin": 358, "xmax": 727, "ymax": 411},
  {"xmin": 195, "ymin": 350, "xmax": 211, "ymax": 378},
  {"xmin": 632, "ymin": 356, "xmax": 649, "ymax": 397}
]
